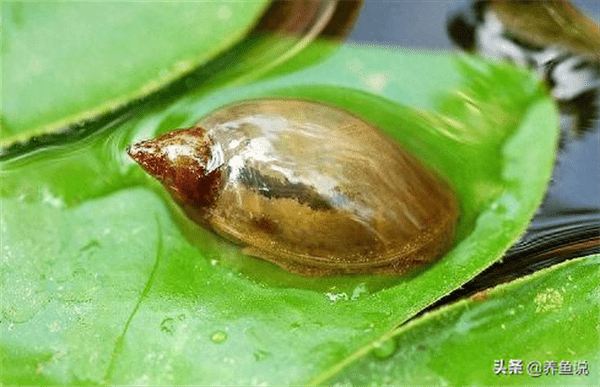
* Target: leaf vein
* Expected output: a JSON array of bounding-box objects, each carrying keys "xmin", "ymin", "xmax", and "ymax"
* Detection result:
[{"xmin": 103, "ymin": 213, "xmax": 163, "ymax": 384}]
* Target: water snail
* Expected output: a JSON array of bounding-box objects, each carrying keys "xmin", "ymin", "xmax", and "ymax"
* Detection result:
[{"xmin": 127, "ymin": 100, "xmax": 459, "ymax": 276}]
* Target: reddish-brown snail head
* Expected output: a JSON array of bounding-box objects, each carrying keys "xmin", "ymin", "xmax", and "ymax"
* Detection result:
[{"xmin": 127, "ymin": 127, "xmax": 223, "ymax": 213}]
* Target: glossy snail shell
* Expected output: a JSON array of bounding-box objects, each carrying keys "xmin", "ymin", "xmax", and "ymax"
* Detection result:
[{"xmin": 127, "ymin": 100, "xmax": 459, "ymax": 276}]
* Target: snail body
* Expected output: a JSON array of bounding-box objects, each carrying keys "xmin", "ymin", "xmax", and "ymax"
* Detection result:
[{"xmin": 128, "ymin": 100, "xmax": 459, "ymax": 276}]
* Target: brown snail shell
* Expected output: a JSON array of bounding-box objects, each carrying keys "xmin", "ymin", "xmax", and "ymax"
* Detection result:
[{"xmin": 127, "ymin": 100, "xmax": 459, "ymax": 276}]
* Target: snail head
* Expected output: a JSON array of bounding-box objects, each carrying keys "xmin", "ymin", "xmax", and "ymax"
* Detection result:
[{"xmin": 127, "ymin": 127, "xmax": 223, "ymax": 208}]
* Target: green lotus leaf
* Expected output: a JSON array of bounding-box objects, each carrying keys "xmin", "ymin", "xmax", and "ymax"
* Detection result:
[
  {"xmin": 328, "ymin": 255, "xmax": 599, "ymax": 385},
  {"xmin": 1, "ymin": 2, "xmax": 270, "ymax": 146},
  {"xmin": 1, "ymin": 43, "xmax": 559, "ymax": 385}
]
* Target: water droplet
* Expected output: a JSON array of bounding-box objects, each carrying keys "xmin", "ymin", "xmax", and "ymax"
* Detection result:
[
  {"xmin": 160, "ymin": 318, "xmax": 175, "ymax": 335},
  {"xmin": 372, "ymin": 338, "xmax": 396, "ymax": 359},
  {"xmin": 178, "ymin": 314, "xmax": 186, "ymax": 321},
  {"xmin": 351, "ymin": 282, "xmax": 369, "ymax": 300},
  {"xmin": 211, "ymin": 330, "xmax": 227, "ymax": 343},
  {"xmin": 325, "ymin": 292, "xmax": 349, "ymax": 303},
  {"xmin": 253, "ymin": 349, "xmax": 271, "ymax": 361},
  {"xmin": 40, "ymin": 187, "xmax": 64, "ymax": 208}
]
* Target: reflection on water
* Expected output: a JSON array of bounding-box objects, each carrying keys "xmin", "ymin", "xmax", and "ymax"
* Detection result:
[
  {"xmin": 426, "ymin": 209, "xmax": 600, "ymax": 312},
  {"xmin": 512, "ymin": 210, "xmax": 600, "ymax": 264},
  {"xmin": 420, "ymin": 0, "xmax": 600, "ymax": 308}
]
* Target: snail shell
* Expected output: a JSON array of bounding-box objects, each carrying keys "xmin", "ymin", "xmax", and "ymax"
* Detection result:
[{"xmin": 127, "ymin": 100, "xmax": 459, "ymax": 276}]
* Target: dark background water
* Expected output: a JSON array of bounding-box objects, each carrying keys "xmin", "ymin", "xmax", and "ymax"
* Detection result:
[{"xmin": 347, "ymin": 0, "xmax": 600, "ymax": 298}]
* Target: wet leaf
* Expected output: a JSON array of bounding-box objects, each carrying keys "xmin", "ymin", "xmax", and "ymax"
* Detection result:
[
  {"xmin": 328, "ymin": 255, "xmax": 599, "ymax": 385},
  {"xmin": 1, "ymin": 44, "xmax": 559, "ymax": 385},
  {"xmin": 1, "ymin": 2, "xmax": 269, "ymax": 146}
]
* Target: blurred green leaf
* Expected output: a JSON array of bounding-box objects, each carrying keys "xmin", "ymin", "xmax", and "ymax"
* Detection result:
[
  {"xmin": 1, "ymin": 43, "xmax": 559, "ymax": 385},
  {"xmin": 328, "ymin": 255, "xmax": 599, "ymax": 386},
  {"xmin": 1, "ymin": 1, "xmax": 269, "ymax": 145}
]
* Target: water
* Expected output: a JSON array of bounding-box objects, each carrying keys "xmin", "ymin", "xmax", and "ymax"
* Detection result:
[
  {"xmin": 211, "ymin": 330, "xmax": 228, "ymax": 344},
  {"xmin": 371, "ymin": 338, "xmax": 397, "ymax": 360}
]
